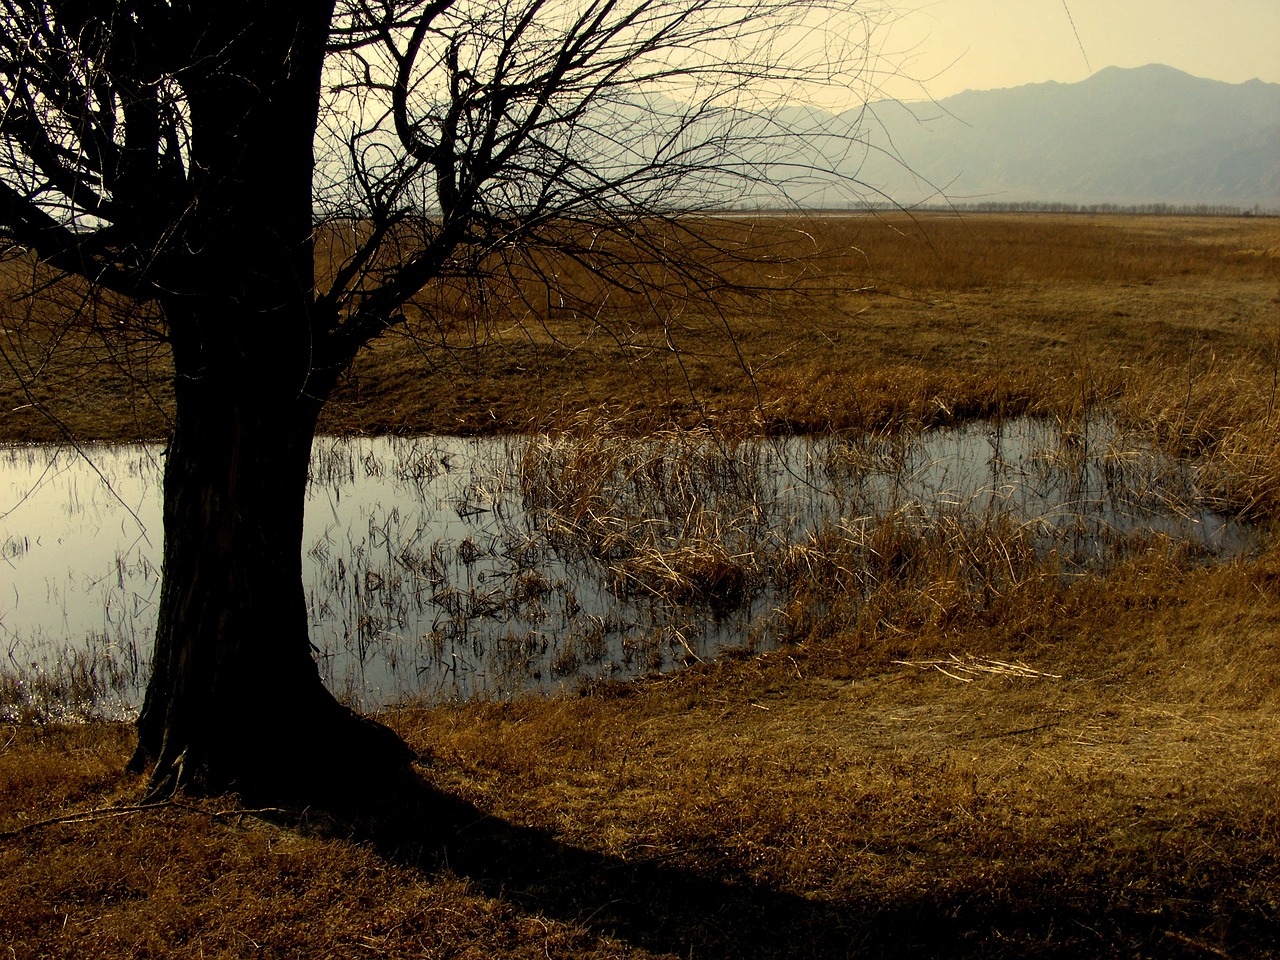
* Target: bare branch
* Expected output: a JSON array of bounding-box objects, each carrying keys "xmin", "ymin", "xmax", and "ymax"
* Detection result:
[{"xmin": 316, "ymin": 0, "xmax": 889, "ymax": 362}]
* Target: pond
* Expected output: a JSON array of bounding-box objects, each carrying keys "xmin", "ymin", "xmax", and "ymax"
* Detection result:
[{"xmin": 0, "ymin": 417, "xmax": 1256, "ymax": 719}]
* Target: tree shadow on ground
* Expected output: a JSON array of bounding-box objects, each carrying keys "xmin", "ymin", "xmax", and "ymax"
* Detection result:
[
  {"xmin": 355, "ymin": 778, "xmax": 854, "ymax": 958},
  {"xmin": 291, "ymin": 770, "xmax": 1243, "ymax": 960}
]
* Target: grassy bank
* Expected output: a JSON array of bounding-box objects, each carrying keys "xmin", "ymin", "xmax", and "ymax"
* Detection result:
[
  {"xmin": 4, "ymin": 552, "xmax": 1280, "ymax": 956},
  {"xmin": 3, "ymin": 213, "xmax": 1280, "ymax": 957}
]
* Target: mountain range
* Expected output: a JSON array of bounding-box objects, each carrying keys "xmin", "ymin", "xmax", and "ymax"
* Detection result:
[{"xmin": 799, "ymin": 64, "xmax": 1280, "ymax": 210}]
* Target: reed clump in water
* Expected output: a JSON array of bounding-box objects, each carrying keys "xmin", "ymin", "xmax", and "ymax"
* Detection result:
[
  {"xmin": 1115, "ymin": 353, "xmax": 1280, "ymax": 522},
  {"xmin": 1, "ymin": 642, "xmax": 136, "ymax": 724},
  {"xmin": 518, "ymin": 411, "xmax": 1248, "ymax": 675},
  {"xmin": 521, "ymin": 421, "xmax": 772, "ymax": 614},
  {"xmin": 1, "ymin": 399, "xmax": 1257, "ymax": 721}
]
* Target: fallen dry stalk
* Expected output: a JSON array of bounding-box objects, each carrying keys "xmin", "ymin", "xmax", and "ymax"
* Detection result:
[{"xmin": 891, "ymin": 654, "xmax": 1064, "ymax": 682}]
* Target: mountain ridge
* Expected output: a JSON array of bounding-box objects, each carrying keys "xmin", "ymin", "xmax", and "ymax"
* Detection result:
[{"xmin": 841, "ymin": 64, "xmax": 1280, "ymax": 209}]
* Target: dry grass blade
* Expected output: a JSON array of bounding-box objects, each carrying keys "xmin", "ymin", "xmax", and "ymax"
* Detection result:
[{"xmin": 892, "ymin": 654, "xmax": 1064, "ymax": 682}]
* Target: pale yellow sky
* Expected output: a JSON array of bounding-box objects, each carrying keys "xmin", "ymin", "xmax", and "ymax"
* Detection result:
[{"xmin": 866, "ymin": 0, "xmax": 1280, "ymax": 100}]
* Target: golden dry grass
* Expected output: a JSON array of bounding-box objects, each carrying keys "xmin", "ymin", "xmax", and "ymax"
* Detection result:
[
  {"xmin": 3, "ymin": 213, "xmax": 1280, "ymax": 957},
  {"xmin": 4, "ymin": 551, "xmax": 1279, "ymax": 956},
  {"xmin": 4, "ymin": 212, "xmax": 1279, "ymax": 442}
]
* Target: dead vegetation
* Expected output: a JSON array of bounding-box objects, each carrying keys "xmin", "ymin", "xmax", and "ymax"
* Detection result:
[
  {"xmin": 3, "ymin": 212, "xmax": 1280, "ymax": 957},
  {"xmin": 4, "ymin": 212, "xmax": 1279, "ymax": 442},
  {"xmin": 4, "ymin": 549, "xmax": 1280, "ymax": 957}
]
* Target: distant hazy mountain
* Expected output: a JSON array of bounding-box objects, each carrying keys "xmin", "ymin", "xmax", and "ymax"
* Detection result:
[{"xmin": 839, "ymin": 64, "xmax": 1280, "ymax": 210}]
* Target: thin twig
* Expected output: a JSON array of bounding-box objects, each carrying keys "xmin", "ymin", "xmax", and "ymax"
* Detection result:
[
  {"xmin": 0, "ymin": 799, "xmax": 295, "ymax": 840},
  {"xmin": 0, "ymin": 801, "xmax": 172, "ymax": 839}
]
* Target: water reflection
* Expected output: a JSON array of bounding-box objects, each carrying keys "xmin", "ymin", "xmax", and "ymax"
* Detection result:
[{"xmin": 0, "ymin": 418, "xmax": 1254, "ymax": 718}]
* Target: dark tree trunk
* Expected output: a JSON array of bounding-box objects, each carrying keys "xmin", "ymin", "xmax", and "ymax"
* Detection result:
[
  {"xmin": 123, "ymin": 2, "xmax": 415, "ymax": 801},
  {"xmin": 128, "ymin": 359, "xmax": 414, "ymax": 801}
]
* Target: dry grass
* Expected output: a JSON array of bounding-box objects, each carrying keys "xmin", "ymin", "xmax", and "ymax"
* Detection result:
[
  {"xmin": 3, "ymin": 213, "xmax": 1280, "ymax": 957},
  {"xmin": 3, "ymin": 213, "xmax": 1278, "ymax": 441},
  {"xmin": 4, "ymin": 551, "xmax": 1279, "ymax": 956}
]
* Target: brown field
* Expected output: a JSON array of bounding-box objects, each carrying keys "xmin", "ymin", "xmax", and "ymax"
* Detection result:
[
  {"xmin": 3, "ymin": 212, "xmax": 1280, "ymax": 958},
  {"xmin": 6, "ymin": 212, "xmax": 1280, "ymax": 443}
]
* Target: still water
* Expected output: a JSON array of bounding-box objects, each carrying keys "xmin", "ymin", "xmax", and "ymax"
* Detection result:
[{"xmin": 0, "ymin": 419, "xmax": 1254, "ymax": 718}]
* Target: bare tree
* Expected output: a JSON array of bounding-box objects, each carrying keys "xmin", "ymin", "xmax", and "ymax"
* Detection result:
[{"xmin": 0, "ymin": 0, "xmax": 885, "ymax": 800}]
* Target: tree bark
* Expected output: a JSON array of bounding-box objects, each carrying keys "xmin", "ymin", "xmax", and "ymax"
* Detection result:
[
  {"xmin": 114, "ymin": 2, "xmax": 415, "ymax": 802},
  {"xmin": 128, "ymin": 363, "xmax": 414, "ymax": 801}
]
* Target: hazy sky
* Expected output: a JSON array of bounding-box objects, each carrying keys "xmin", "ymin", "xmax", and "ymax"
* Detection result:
[{"xmin": 870, "ymin": 0, "xmax": 1280, "ymax": 100}]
